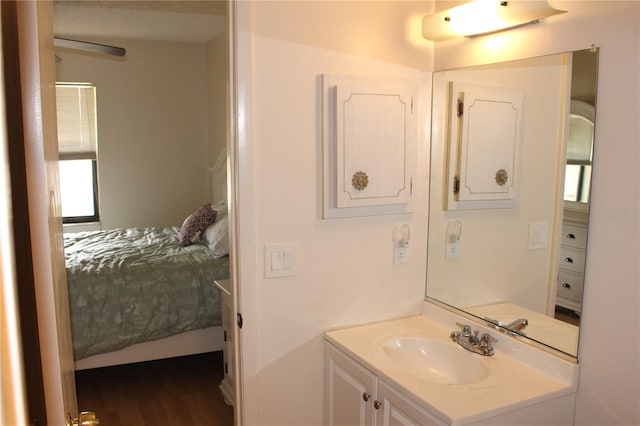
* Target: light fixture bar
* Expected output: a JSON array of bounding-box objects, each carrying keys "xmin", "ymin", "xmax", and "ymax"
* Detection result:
[
  {"xmin": 54, "ymin": 37, "xmax": 126, "ymax": 57},
  {"xmin": 422, "ymin": 0, "xmax": 566, "ymax": 41}
]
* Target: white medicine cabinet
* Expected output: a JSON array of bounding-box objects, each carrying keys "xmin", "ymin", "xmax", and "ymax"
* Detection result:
[{"xmin": 322, "ymin": 74, "xmax": 417, "ymax": 219}]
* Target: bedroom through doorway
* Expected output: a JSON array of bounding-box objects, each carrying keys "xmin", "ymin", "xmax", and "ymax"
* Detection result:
[{"xmin": 53, "ymin": 1, "xmax": 234, "ymax": 423}]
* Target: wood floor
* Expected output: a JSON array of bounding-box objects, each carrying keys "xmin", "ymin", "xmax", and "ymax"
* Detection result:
[
  {"xmin": 75, "ymin": 351, "xmax": 234, "ymax": 426},
  {"xmin": 554, "ymin": 305, "xmax": 581, "ymax": 326}
]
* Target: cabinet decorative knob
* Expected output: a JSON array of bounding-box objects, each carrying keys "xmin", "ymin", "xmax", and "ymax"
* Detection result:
[
  {"xmin": 373, "ymin": 400, "xmax": 383, "ymax": 410},
  {"xmin": 362, "ymin": 392, "xmax": 371, "ymax": 402},
  {"xmin": 495, "ymin": 168, "xmax": 508, "ymax": 186},
  {"xmin": 562, "ymin": 283, "xmax": 572, "ymax": 289},
  {"xmin": 564, "ymin": 257, "xmax": 574, "ymax": 263},
  {"xmin": 352, "ymin": 171, "xmax": 369, "ymax": 191},
  {"xmin": 566, "ymin": 233, "xmax": 576, "ymax": 239}
]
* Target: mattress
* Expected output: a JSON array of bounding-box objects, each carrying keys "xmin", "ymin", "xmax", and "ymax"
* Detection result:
[{"xmin": 64, "ymin": 227, "xmax": 229, "ymax": 360}]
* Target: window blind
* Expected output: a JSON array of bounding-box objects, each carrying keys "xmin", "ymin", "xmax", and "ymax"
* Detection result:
[{"xmin": 56, "ymin": 83, "xmax": 97, "ymax": 160}]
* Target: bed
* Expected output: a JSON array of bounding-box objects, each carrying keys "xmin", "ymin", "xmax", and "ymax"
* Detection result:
[{"xmin": 67, "ymin": 151, "xmax": 230, "ymax": 371}]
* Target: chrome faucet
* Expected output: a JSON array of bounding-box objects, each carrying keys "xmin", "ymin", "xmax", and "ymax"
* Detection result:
[
  {"xmin": 505, "ymin": 318, "xmax": 528, "ymax": 333},
  {"xmin": 450, "ymin": 322, "xmax": 497, "ymax": 356},
  {"xmin": 484, "ymin": 317, "xmax": 528, "ymax": 336}
]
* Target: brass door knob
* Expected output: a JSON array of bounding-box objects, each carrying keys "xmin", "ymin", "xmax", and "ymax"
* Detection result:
[{"xmin": 66, "ymin": 411, "xmax": 100, "ymax": 426}]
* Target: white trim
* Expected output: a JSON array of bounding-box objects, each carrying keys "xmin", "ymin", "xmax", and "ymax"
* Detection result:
[{"xmin": 229, "ymin": 1, "xmax": 260, "ymax": 424}]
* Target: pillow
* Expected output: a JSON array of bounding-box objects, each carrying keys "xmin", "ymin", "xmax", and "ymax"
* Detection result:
[
  {"xmin": 211, "ymin": 200, "xmax": 228, "ymax": 219},
  {"xmin": 177, "ymin": 204, "xmax": 217, "ymax": 247},
  {"xmin": 202, "ymin": 215, "xmax": 229, "ymax": 258}
]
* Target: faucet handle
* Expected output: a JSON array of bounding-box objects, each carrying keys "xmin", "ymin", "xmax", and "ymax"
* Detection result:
[
  {"xmin": 455, "ymin": 322, "xmax": 472, "ymax": 334},
  {"xmin": 480, "ymin": 333, "xmax": 498, "ymax": 355},
  {"xmin": 481, "ymin": 333, "xmax": 498, "ymax": 344}
]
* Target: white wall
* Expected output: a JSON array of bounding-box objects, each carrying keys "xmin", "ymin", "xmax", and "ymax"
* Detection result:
[
  {"xmin": 55, "ymin": 38, "xmax": 210, "ymax": 229},
  {"xmin": 235, "ymin": 2, "xmax": 434, "ymax": 424},
  {"xmin": 431, "ymin": 2, "xmax": 640, "ymax": 425},
  {"xmin": 428, "ymin": 54, "xmax": 567, "ymax": 313},
  {"xmin": 237, "ymin": 2, "xmax": 431, "ymax": 425},
  {"xmin": 238, "ymin": 1, "xmax": 638, "ymax": 425},
  {"xmin": 252, "ymin": 36, "xmax": 430, "ymax": 426}
]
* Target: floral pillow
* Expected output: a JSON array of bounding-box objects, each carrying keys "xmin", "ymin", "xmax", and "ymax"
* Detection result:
[{"xmin": 177, "ymin": 204, "xmax": 217, "ymax": 247}]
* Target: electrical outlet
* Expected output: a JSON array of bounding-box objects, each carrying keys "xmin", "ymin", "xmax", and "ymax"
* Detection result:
[
  {"xmin": 394, "ymin": 247, "xmax": 409, "ymax": 264},
  {"xmin": 446, "ymin": 242, "xmax": 459, "ymax": 259}
]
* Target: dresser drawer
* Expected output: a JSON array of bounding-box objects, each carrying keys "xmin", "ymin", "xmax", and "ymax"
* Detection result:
[
  {"xmin": 557, "ymin": 270, "xmax": 584, "ymax": 302},
  {"xmin": 559, "ymin": 246, "xmax": 586, "ymax": 273},
  {"xmin": 561, "ymin": 223, "xmax": 588, "ymax": 249}
]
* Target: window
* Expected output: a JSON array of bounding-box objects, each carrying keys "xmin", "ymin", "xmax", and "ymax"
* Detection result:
[
  {"xmin": 56, "ymin": 83, "xmax": 100, "ymax": 223},
  {"xmin": 563, "ymin": 110, "xmax": 594, "ymax": 204}
]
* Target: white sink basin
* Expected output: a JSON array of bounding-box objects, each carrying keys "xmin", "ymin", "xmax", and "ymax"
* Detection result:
[{"xmin": 378, "ymin": 337, "xmax": 490, "ymax": 385}]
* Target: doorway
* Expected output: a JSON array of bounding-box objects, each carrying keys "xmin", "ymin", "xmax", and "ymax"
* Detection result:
[{"xmin": 52, "ymin": 1, "xmax": 235, "ymax": 424}]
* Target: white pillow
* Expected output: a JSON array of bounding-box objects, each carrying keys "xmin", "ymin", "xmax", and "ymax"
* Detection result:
[
  {"xmin": 211, "ymin": 200, "xmax": 227, "ymax": 219},
  {"xmin": 203, "ymin": 215, "xmax": 229, "ymax": 258}
]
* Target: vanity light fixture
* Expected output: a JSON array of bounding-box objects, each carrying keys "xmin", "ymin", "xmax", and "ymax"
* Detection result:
[{"xmin": 422, "ymin": 0, "xmax": 566, "ymax": 41}]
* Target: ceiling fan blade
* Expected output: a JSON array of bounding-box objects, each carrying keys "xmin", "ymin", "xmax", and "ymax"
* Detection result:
[{"xmin": 54, "ymin": 37, "xmax": 126, "ymax": 57}]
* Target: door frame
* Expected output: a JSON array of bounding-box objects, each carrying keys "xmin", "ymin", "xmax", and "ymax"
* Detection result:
[
  {"xmin": 3, "ymin": 1, "xmax": 263, "ymax": 424},
  {"xmin": 228, "ymin": 1, "xmax": 259, "ymax": 424},
  {"xmin": 11, "ymin": 0, "xmax": 78, "ymax": 423},
  {"xmin": 0, "ymin": 2, "xmax": 30, "ymax": 423}
]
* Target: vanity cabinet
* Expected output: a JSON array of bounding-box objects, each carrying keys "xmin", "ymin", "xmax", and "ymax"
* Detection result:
[
  {"xmin": 325, "ymin": 342, "xmax": 446, "ymax": 426},
  {"xmin": 556, "ymin": 221, "xmax": 587, "ymax": 313},
  {"xmin": 214, "ymin": 279, "xmax": 235, "ymax": 406}
]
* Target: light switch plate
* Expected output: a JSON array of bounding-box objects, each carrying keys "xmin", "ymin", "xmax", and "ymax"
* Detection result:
[
  {"xmin": 264, "ymin": 243, "xmax": 299, "ymax": 278},
  {"xmin": 528, "ymin": 222, "xmax": 550, "ymax": 250}
]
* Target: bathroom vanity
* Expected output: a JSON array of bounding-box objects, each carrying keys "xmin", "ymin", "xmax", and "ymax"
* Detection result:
[{"xmin": 324, "ymin": 303, "xmax": 578, "ymax": 425}]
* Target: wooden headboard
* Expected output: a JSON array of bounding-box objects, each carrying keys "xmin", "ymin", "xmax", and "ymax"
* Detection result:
[{"xmin": 210, "ymin": 149, "xmax": 228, "ymax": 204}]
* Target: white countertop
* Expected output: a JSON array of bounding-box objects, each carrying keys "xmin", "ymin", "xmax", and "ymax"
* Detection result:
[{"xmin": 325, "ymin": 310, "xmax": 578, "ymax": 425}]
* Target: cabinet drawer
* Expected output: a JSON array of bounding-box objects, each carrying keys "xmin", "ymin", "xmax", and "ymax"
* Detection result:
[
  {"xmin": 561, "ymin": 223, "xmax": 588, "ymax": 249},
  {"xmin": 559, "ymin": 246, "xmax": 586, "ymax": 273},
  {"xmin": 557, "ymin": 271, "xmax": 584, "ymax": 302}
]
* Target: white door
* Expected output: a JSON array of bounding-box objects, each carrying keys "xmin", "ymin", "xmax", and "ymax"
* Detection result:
[
  {"xmin": 376, "ymin": 381, "xmax": 445, "ymax": 426},
  {"xmin": 325, "ymin": 343, "xmax": 377, "ymax": 426},
  {"xmin": 14, "ymin": 1, "xmax": 83, "ymax": 423}
]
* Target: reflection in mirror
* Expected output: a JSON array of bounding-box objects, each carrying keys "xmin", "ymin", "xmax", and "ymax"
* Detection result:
[
  {"xmin": 564, "ymin": 100, "xmax": 594, "ymax": 204},
  {"xmin": 426, "ymin": 49, "xmax": 598, "ymax": 359}
]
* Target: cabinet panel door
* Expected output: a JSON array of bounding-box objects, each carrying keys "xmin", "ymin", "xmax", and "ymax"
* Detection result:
[
  {"xmin": 376, "ymin": 381, "xmax": 445, "ymax": 426},
  {"xmin": 335, "ymin": 84, "xmax": 414, "ymax": 208},
  {"xmin": 446, "ymin": 82, "xmax": 524, "ymax": 210},
  {"xmin": 326, "ymin": 344, "xmax": 376, "ymax": 426}
]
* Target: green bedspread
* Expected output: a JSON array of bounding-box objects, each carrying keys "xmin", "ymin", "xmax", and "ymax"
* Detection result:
[{"xmin": 64, "ymin": 227, "xmax": 229, "ymax": 360}]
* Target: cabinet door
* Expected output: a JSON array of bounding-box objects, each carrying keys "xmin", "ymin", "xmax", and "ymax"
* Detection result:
[
  {"xmin": 326, "ymin": 343, "xmax": 376, "ymax": 426},
  {"xmin": 335, "ymin": 84, "xmax": 414, "ymax": 208},
  {"xmin": 376, "ymin": 381, "xmax": 445, "ymax": 426},
  {"xmin": 446, "ymin": 82, "xmax": 524, "ymax": 210},
  {"xmin": 322, "ymin": 74, "xmax": 417, "ymax": 218}
]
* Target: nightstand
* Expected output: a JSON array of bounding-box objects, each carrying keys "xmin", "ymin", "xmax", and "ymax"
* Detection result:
[{"xmin": 214, "ymin": 279, "xmax": 234, "ymax": 406}]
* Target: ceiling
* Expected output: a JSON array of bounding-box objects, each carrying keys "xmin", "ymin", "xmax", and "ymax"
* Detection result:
[{"xmin": 53, "ymin": 1, "xmax": 226, "ymax": 43}]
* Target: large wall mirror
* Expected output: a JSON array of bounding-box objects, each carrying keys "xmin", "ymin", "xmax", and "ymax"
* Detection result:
[{"xmin": 426, "ymin": 48, "xmax": 598, "ymax": 359}]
